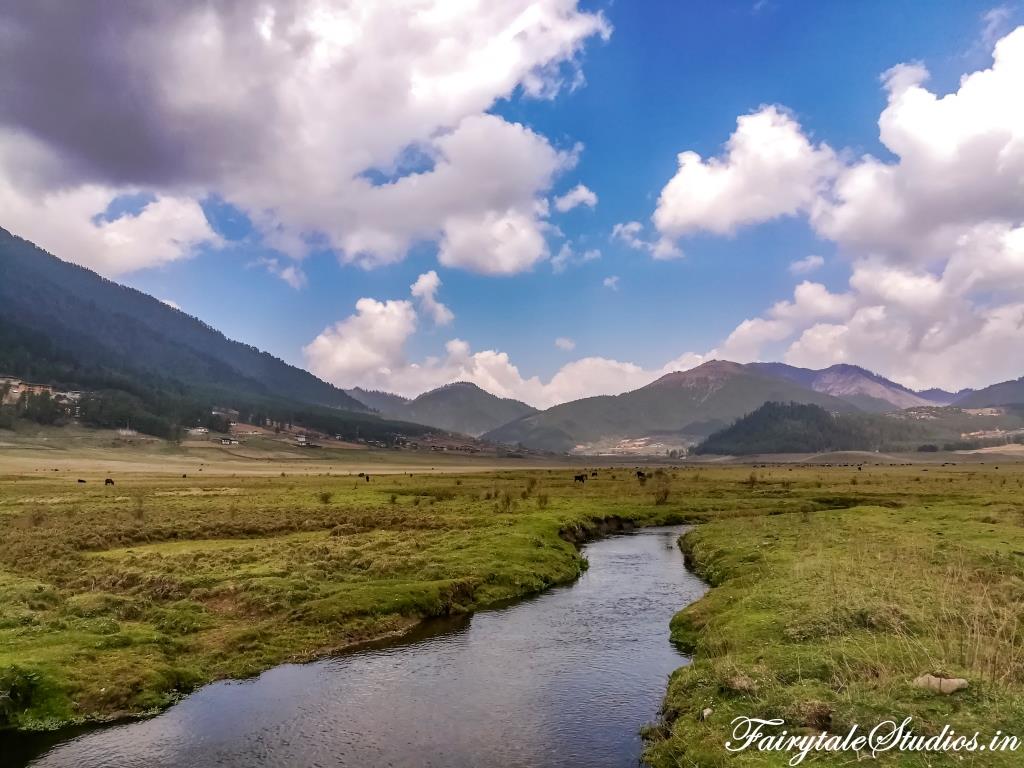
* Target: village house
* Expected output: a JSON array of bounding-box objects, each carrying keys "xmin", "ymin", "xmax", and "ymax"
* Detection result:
[{"xmin": 0, "ymin": 377, "xmax": 60, "ymax": 406}]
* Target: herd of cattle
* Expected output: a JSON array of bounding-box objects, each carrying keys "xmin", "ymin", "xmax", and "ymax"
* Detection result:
[
  {"xmin": 573, "ymin": 470, "xmax": 648, "ymax": 484},
  {"xmin": 76, "ymin": 471, "xmax": 654, "ymax": 486}
]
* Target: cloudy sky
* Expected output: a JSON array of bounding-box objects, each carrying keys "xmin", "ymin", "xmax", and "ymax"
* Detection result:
[{"xmin": 2, "ymin": 0, "xmax": 1023, "ymax": 407}]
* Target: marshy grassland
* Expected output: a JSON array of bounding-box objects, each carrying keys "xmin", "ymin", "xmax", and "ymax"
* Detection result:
[
  {"xmin": 646, "ymin": 462, "xmax": 1024, "ymax": 767},
  {"xmin": 0, "ymin": 463, "xmax": 682, "ymax": 730},
  {"xmin": 2, "ymin": 457, "xmax": 1024, "ymax": 768}
]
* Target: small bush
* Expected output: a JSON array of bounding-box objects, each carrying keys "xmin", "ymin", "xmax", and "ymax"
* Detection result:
[
  {"xmin": 0, "ymin": 665, "xmax": 41, "ymax": 727},
  {"xmin": 536, "ymin": 493, "xmax": 550, "ymax": 510},
  {"xmin": 494, "ymin": 491, "xmax": 515, "ymax": 514},
  {"xmin": 317, "ymin": 491, "xmax": 333, "ymax": 505}
]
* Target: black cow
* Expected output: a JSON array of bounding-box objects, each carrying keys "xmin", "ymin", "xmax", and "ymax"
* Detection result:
[
  {"xmin": 636, "ymin": 470, "xmax": 647, "ymax": 481},
  {"xmin": 77, "ymin": 479, "xmax": 86, "ymax": 484},
  {"xmin": 574, "ymin": 474, "xmax": 587, "ymax": 483},
  {"xmin": 590, "ymin": 471, "xmax": 598, "ymax": 478},
  {"xmin": 105, "ymin": 478, "xmax": 115, "ymax": 486},
  {"xmin": 365, "ymin": 474, "xmax": 370, "ymax": 483}
]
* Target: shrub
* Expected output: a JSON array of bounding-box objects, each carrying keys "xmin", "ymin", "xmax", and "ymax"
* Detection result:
[
  {"xmin": 317, "ymin": 491, "xmax": 333, "ymax": 505},
  {"xmin": 0, "ymin": 665, "xmax": 41, "ymax": 727},
  {"xmin": 494, "ymin": 491, "xmax": 514, "ymax": 514}
]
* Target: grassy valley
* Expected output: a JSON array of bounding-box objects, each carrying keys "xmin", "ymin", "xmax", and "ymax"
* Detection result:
[{"xmin": 1, "ymin": 452, "xmax": 1024, "ymax": 768}]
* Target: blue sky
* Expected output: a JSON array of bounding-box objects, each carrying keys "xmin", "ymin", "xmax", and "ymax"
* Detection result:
[{"xmin": 3, "ymin": 0, "xmax": 1023, "ymax": 404}]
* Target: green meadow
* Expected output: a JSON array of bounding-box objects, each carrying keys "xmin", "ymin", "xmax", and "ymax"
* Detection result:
[
  {"xmin": 2, "ymin": 458, "xmax": 1024, "ymax": 768},
  {"xmin": 646, "ymin": 463, "xmax": 1024, "ymax": 767},
  {"xmin": 0, "ymin": 465, "xmax": 683, "ymax": 729}
]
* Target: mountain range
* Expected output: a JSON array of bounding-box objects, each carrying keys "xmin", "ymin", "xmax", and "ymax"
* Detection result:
[
  {"xmin": 483, "ymin": 361, "xmax": 1022, "ymax": 453},
  {"xmin": 3, "ymin": 225, "xmax": 1023, "ymax": 453},
  {"xmin": 348, "ymin": 382, "xmax": 536, "ymax": 437}
]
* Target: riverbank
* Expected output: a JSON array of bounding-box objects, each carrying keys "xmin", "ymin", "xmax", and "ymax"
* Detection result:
[
  {"xmin": 0, "ymin": 467, "xmax": 689, "ymax": 731},
  {"xmin": 11, "ymin": 526, "xmax": 705, "ymax": 768},
  {"xmin": 4, "ymin": 462, "xmax": 1024, "ymax": 766},
  {"xmin": 645, "ymin": 463, "xmax": 1024, "ymax": 767}
]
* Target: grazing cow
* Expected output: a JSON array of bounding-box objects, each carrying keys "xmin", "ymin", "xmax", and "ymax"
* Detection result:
[
  {"xmin": 590, "ymin": 471, "xmax": 598, "ymax": 478},
  {"xmin": 105, "ymin": 478, "xmax": 115, "ymax": 486},
  {"xmin": 182, "ymin": 474, "xmax": 187, "ymax": 478},
  {"xmin": 574, "ymin": 474, "xmax": 587, "ymax": 483},
  {"xmin": 77, "ymin": 479, "xmax": 86, "ymax": 484},
  {"xmin": 636, "ymin": 471, "xmax": 647, "ymax": 481}
]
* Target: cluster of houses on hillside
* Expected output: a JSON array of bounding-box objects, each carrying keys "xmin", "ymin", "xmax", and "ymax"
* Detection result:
[{"xmin": 0, "ymin": 376, "xmax": 83, "ymax": 411}]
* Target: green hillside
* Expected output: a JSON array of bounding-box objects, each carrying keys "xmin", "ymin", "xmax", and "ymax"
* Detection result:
[
  {"xmin": 0, "ymin": 227, "xmax": 436, "ymax": 442},
  {"xmin": 399, "ymin": 382, "xmax": 536, "ymax": 436},
  {"xmin": 695, "ymin": 402, "xmax": 1024, "ymax": 456},
  {"xmin": 694, "ymin": 402, "xmax": 883, "ymax": 455},
  {"xmin": 955, "ymin": 377, "xmax": 1024, "ymax": 408},
  {"xmin": 484, "ymin": 361, "xmax": 860, "ymax": 452},
  {"xmin": 348, "ymin": 382, "xmax": 536, "ymax": 437}
]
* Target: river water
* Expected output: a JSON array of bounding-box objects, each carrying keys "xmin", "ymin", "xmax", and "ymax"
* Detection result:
[{"xmin": 10, "ymin": 525, "xmax": 706, "ymax": 768}]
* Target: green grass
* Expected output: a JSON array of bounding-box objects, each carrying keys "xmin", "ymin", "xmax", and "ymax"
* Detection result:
[
  {"xmin": 0, "ymin": 466, "xmax": 686, "ymax": 729},
  {"xmin": 644, "ymin": 463, "xmax": 1024, "ymax": 767},
  {"xmin": 4, "ymin": 459, "xmax": 1024, "ymax": 768}
]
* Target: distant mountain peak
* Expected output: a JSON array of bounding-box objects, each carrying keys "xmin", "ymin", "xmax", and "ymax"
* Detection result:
[
  {"xmin": 345, "ymin": 380, "xmax": 536, "ymax": 436},
  {"xmin": 646, "ymin": 360, "xmax": 746, "ymax": 388},
  {"xmin": 434, "ymin": 381, "xmax": 483, "ymax": 393}
]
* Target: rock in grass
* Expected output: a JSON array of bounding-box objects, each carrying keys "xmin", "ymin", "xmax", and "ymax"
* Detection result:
[
  {"xmin": 700, "ymin": 707, "xmax": 713, "ymax": 721},
  {"xmin": 723, "ymin": 674, "xmax": 758, "ymax": 695},
  {"xmin": 913, "ymin": 674, "xmax": 968, "ymax": 694}
]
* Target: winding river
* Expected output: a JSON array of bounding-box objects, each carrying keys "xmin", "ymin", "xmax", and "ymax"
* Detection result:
[{"xmin": 10, "ymin": 525, "xmax": 706, "ymax": 768}]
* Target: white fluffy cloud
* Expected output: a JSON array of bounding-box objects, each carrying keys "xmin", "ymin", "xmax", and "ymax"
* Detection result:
[
  {"xmin": 0, "ymin": 1, "xmax": 609, "ymax": 276},
  {"xmin": 809, "ymin": 30, "xmax": 1024, "ymax": 262},
  {"xmin": 643, "ymin": 25, "xmax": 1024, "ymax": 391},
  {"xmin": 717, "ymin": 281, "xmax": 854, "ymax": 363},
  {"xmin": 789, "ymin": 254, "xmax": 824, "ymax": 275},
  {"xmin": 308, "ymin": 332, "xmax": 709, "ymax": 408},
  {"xmin": 0, "ymin": 142, "xmax": 218, "ymax": 276},
  {"xmin": 304, "ymin": 297, "xmax": 419, "ymax": 385},
  {"xmin": 410, "ymin": 270, "xmax": 454, "ymax": 325},
  {"xmin": 553, "ymin": 183, "xmax": 597, "ymax": 212},
  {"xmin": 653, "ymin": 106, "xmax": 836, "ymax": 239},
  {"xmin": 603, "ymin": 275, "xmax": 620, "ymax": 290},
  {"xmin": 304, "ymin": 283, "xmax": 714, "ymax": 407}
]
